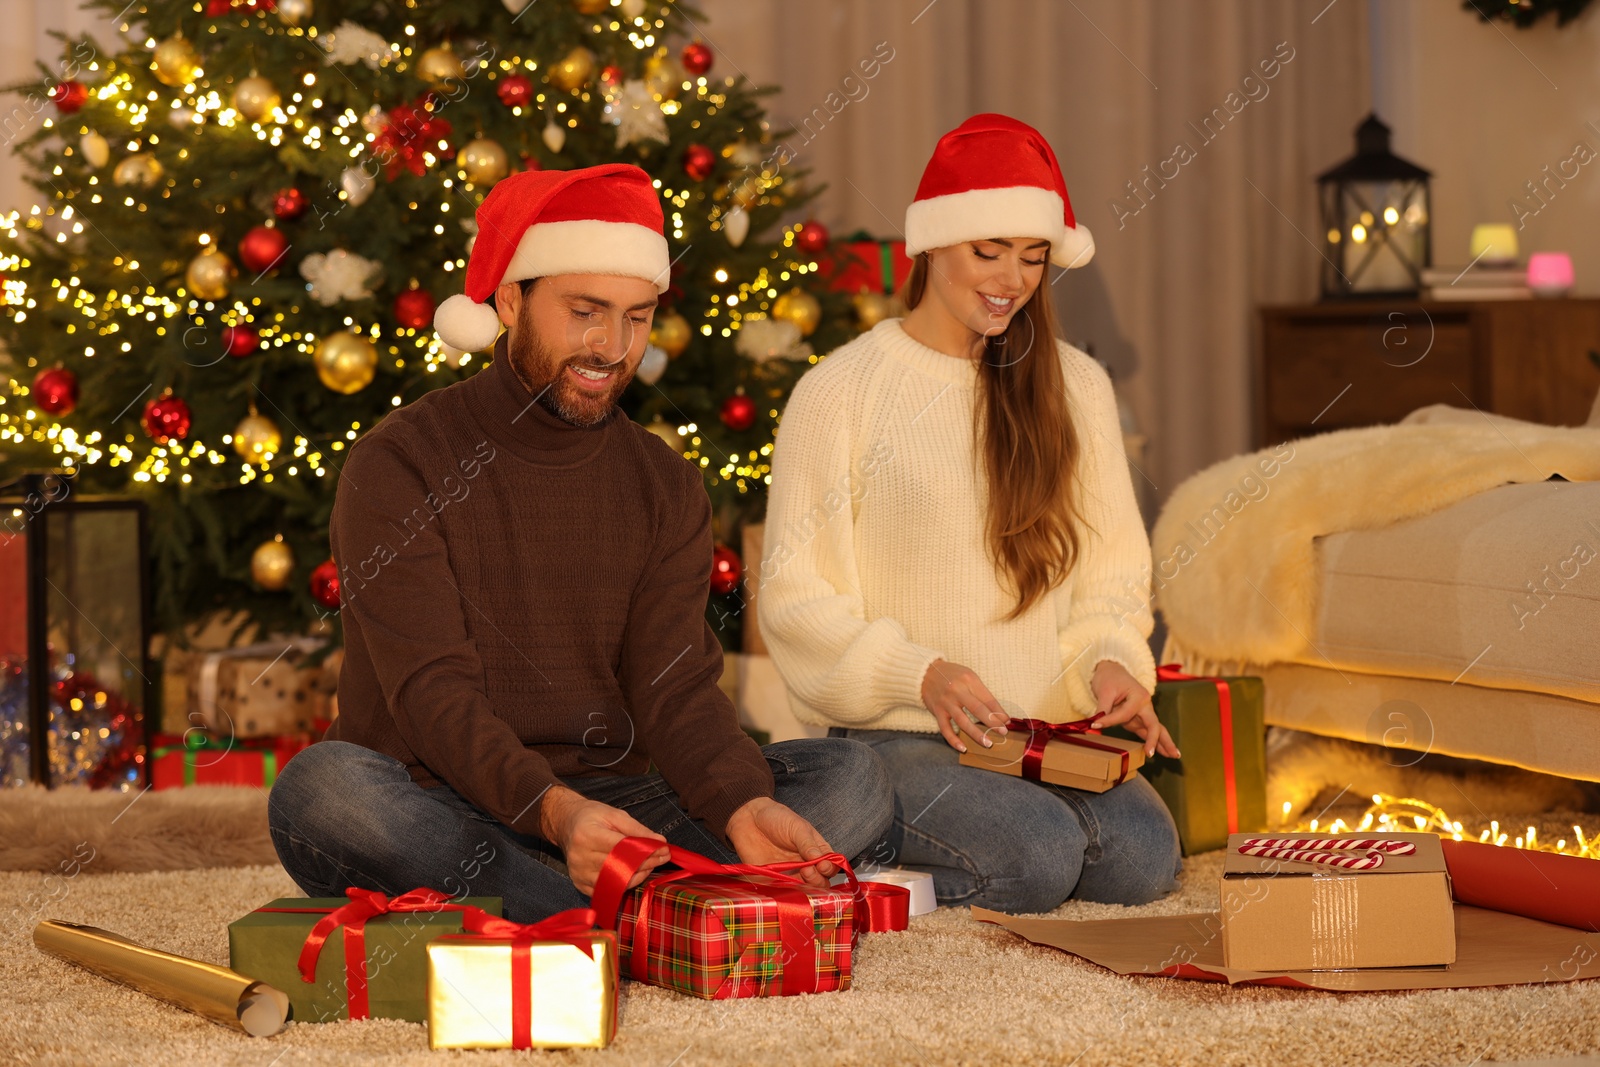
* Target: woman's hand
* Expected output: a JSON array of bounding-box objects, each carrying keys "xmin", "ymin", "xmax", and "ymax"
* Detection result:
[
  {"xmin": 921, "ymin": 658, "xmax": 1010, "ymax": 753},
  {"xmin": 1090, "ymin": 661, "xmax": 1180, "ymax": 759}
]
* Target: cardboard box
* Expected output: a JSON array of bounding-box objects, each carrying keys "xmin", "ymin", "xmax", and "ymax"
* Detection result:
[
  {"xmin": 959, "ymin": 726, "xmax": 1144, "ymax": 792},
  {"xmin": 1220, "ymin": 832, "xmax": 1455, "ymax": 971}
]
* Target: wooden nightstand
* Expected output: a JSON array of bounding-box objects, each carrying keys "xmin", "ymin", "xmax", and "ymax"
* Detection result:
[{"xmin": 1255, "ymin": 298, "xmax": 1600, "ymax": 447}]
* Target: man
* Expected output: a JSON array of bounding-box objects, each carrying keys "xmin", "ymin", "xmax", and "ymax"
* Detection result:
[{"xmin": 268, "ymin": 164, "xmax": 892, "ymax": 921}]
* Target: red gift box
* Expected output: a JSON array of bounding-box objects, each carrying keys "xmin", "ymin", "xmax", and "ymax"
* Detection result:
[
  {"xmin": 822, "ymin": 233, "xmax": 912, "ymax": 296},
  {"xmin": 149, "ymin": 732, "xmax": 312, "ymax": 789},
  {"xmin": 590, "ymin": 838, "xmax": 908, "ymax": 1000}
]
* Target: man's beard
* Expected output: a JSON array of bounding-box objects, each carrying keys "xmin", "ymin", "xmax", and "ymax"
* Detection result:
[{"xmin": 506, "ymin": 324, "xmax": 634, "ymax": 428}]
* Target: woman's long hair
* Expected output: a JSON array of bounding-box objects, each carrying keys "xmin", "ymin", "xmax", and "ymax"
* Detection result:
[{"xmin": 902, "ymin": 252, "xmax": 1088, "ymax": 622}]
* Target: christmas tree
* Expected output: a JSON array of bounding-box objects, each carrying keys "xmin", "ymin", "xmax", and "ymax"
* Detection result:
[{"xmin": 0, "ymin": 0, "xmax": 858, "ymax": 651}]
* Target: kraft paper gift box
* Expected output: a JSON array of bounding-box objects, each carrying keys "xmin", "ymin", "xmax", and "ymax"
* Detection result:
[
  {"xmin": 187, "ymin": 639, "xmax": 333, "ymax": 738},
  {"xmin": 228, "ymin": 889, "xmax": 502, "ymax": 1023},
  {"xmin": 959, "ymin": 719, "xmax": 1145, "ymax": 792},
  {"xmin": 1105, "ymin": 667, "xmax": 1267, "ymax": 854},
  {"xmin": 426, "ymin": 911, "xmax": 617, "ymax": 1050},
  {"xmin": 1220, "ymin": 832, "xmax": 1455, "ymax": 971}
]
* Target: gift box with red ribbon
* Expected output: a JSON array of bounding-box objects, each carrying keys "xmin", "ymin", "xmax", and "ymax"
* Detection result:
[
  {"xmin": 590, "ymin": 837, "xmax": 908, "ymax": 1000},
  {"xmin": 1106, "ymin": 665, "xmax": 1267, "ymax": 855},
  {"xmin": 958, "ymin": 712, "xmax": 1146, "ymax": 792},
  {"xmin": 149, "ymin": 731, "xmax": 313, "ymax": 789},
  {"xmin": 227, "ymin": 888, "xmax": 503, "ymax": 1023},
  {"xmin": 427, "ymin": 907, "xmax": 617, "ymax": 1050}
]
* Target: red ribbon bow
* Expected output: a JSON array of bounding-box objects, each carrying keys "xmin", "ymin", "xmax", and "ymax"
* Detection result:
[
  {"xmin": 591, "ymin": 838, "xmax": 908, "ymax": 997},
  {"xmin": 1003, "ymin": 711, "xmax": 1131, "ymax": 786},
  {"xmin": 1157, "ymin": 663, "xmax": 1238, "ymax": 834},
  {"xmin": 435, "ymin": 907, "xmax": 609, "ymax": 1049}
]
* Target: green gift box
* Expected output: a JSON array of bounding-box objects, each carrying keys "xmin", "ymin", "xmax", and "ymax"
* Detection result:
[
  {"xmin": 228, "ymin": 891, "xmax": 503, "ymax": 1023},
  {"xmin": 1107, "ymin": 669, "xmax": 1267, "ymax": 855}
]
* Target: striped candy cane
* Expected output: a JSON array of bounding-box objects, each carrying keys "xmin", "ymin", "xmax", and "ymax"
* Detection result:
[{"xmin": 1236, "ymin": 837, "xmax": 1417, "ymax": 871}]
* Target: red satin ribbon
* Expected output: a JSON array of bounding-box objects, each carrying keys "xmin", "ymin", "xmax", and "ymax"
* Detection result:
[
  {"xmin": 590, "ymin": 838, "xmax": 907, "ymax": 996},
  {"xmin": 856, "ymin": 881, "xmax": 910, "ymax": 932},
  {"xmin": 1158, "ymin": 663, "xmax": 1237, "ymax": 834},
  {"xmin": 263, "ymin": 887, "xmax": 471, "ymax": 1020},
  {"xmin": 1003, "ymin": 712, "xmax": 1131, "ymax": 786},
  {"xmin": 434, "ymin": 907, "xmax": 605, "ymax": 1050}
]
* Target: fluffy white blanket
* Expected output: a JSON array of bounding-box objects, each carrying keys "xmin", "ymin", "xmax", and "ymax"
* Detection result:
[{"xmin": 1151, "ymin": 404, "xmax": 1600, "ymax": 670}]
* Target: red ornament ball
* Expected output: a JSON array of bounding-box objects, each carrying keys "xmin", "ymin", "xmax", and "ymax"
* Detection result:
[
  {"xmin": 142, "ymin": 394, "xmax": 192, "ymax": 443},
  {"xmin": 30, "ymin": 367, "xmax": 78, "ymax": 416},
  {"xmin": 51, "ymin": 81, "xmax": 88, "ymax": 114},
  {"xmin": 600, "ymin": 64, "xmax": 625, "ymax": 88},
  {"xmin": 220, "ymin": 324, "xmax": 260, "ymax": 358},
  {"xmin": 796, "ymin": 220, "xmax": 830, "ymax": 256},
  {"xmin": 682, "ymin": 143, "xmax": 716, "ymax": 182},
  {"xmin": 272, "ymin": 187, "xmax": 307, "ymax": 221},
  {"xmin": 497, "ymin": 73, "xmax": 534, "ymax": 108},
  {"xmin": 238, "ymin": 225, "xmax": 288, "ymax": 274},
  {"xmin": 710, "ymin": 544, "xmax": 742, "ymax": 596},
  {"xmin": 720, "ymin": 393, "xmax": 756, "ymax": 432},
  {"xmin": 681, "ymin": 41, "xmax": 713, "ymax": 77},
  {"xmin": 393, "ymin": 288, "xmax": 436, "ymax": 331},
  {"xmin": 309, "ymin": 558, "xmax": 341, "ymax": 610}
]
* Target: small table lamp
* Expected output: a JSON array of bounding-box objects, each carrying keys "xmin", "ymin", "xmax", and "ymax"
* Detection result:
[{"xmin": 1526, "ymin": 252, "xmax": 1574, "ymax": 297}]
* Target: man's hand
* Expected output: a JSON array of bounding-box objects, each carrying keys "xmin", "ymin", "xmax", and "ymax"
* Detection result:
[
  {"xmin": 1090, "ymin": 660, "xmax": 1179, "ymax": 759},
  {"xmin": 539, "ymin": 785, "xmax": 668, "ymax": 897},
  {"xmin": 725, "ymin": 797, "xmax": 836, "ymax": 887}
]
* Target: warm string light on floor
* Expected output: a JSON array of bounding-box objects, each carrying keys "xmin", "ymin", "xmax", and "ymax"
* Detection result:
[{"xmin": 1289, "ymin": 793, "xmax": 1600, "ymax": 860}]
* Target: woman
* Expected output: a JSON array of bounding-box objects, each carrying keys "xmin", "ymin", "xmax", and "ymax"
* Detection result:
[{"xmin": 758, "ymin": 114, "xmax": 1181, "ymax": 913}]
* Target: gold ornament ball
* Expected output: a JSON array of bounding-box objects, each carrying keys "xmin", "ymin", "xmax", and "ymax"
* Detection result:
[
  {"xmin": 853, "ymin": 290, "xmax": 898, "ymax": 330},
  {"xmin": 732, "ymin": 177, "xmax": 762, "ymax": 210},
  {"xmin": 186, "ymin": 249, "xmax": 234, "ymax": 301},
  {"xmin": 276, "ymin": 0, "xmax": 312, "ymax": 26},
  {"xmin": 643, "ymin": 53, "xmax": 685, "ymax": 100},
  {"xmin": 457, "ymin": 138, "xmax": 509, "ymax": 186},
  {"xmin": 772, "ymin": 288, "xmax": 822, "ymax": 337},
  {"xmin": 649, "ymin": 309, "xmax": 691, "ymax": 358},
  {"xmin": 573, "ymin": 0, "xmax": 609, "ymax": 12},
  {"xmin": 233, "ymin": 412, "xmax": 283, "ymax": 462},
  {"xmin": 153, "ymin": 35, "xmax": 200, "ymax": 87},
  {"xmin": 233, "ymin": 76, "xmax": 281, "ymax": 123},
  {"xmin": 417, "ymin": 46, "xmax": 466, "ymax": 86},
  {"xmin": 548, "ymin": 46, "xmax": 596, "ymax": 92},
  {"xmin": 251, "ymin": 539, "xmax": 295, "ymax": 591},
  {"xmin": 315, "ymin": 330, "xmax": 378, "ymax": 394},
  {"xmin": 113, "ymin": 153, "xmax": 164, "ymax": 188},
  {"xmin": 644, "ymin": 418, "xmax": 686, "ymax": 454}
]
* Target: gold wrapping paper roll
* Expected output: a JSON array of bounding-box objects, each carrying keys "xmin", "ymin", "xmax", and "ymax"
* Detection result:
[
  {"xmin": 34, "ymin": 920, "xmax": 289, "ymax": 1037},
  {"xmin": 427, "ymin": 935, "xmax": 616, "ymax": 1049}
]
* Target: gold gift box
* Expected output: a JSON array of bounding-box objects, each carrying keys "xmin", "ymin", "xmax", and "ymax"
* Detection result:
[{"xmin": 426, "ymin": 932, "xmax": 617, "ymax": 1050}]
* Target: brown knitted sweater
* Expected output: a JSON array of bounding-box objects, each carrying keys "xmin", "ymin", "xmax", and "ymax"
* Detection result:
[{"xmin": 325, "ymin": 336, "xmax": 772, "ymax": 840}]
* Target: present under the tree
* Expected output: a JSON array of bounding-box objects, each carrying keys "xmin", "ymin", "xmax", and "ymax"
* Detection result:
[
  {"xmin": 823, "ymin": 232, "xmax": 913, "ymax": 295},
  {"xmin": 186, "ymin": 638, "xmax": 334, "ymax": 738},
  {"xmin": 1106, "ymin": 666, "xmax": 1267, "ymax": 854},
  {"xmin": 427, "ymin": 908, "xmax": 617, "ymax": 1050},
  {"xmin": 227, "ymin": 888, "xmax": 502, "ymax": 1024},
  {"xmin": 591, "ymin": 839, "xmax": 909, "ymax": 1000},
  {"xmin": 959, "ymin": 714, "xmax": 1145, "ymax": 792},
  {"xmin": 148, "ymin": 731, "xmax": 312, "ymax": 789}
]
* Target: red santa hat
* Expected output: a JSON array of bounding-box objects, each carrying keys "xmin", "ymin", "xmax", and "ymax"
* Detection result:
[
  {"xmin": 433, "ymin": 162, "xmax": 671, "ymax": 351},
  {"xmin": 904, "ymin": 114, "xmax": 1094, "ymax": 270}
]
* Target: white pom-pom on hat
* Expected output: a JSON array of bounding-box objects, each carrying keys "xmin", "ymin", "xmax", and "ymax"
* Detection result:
[{"xmin": 433, "ymin": 293, "xmax": 503, "ymax": 353}]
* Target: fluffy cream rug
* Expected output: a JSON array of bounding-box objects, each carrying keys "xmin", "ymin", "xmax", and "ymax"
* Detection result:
[
  {"xmin": 1151, "ymin": 410, "xmax": 1600, "ymax": 669},
  {"xmin": 5, "ymin": 816, "xmax": 1600, "ymax": 1066}
]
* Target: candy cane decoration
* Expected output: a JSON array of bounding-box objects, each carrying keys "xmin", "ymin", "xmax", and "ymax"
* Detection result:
[{"xmin": 1236, "ymin": 837, "xmax": 1417, "ymax": 871}]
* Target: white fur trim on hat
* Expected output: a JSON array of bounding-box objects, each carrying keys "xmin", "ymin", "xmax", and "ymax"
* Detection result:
[
  {"xmin": 905, "ymin": 185, "xmax": 1094, "ymax": 269},
  {"xmin": 434, "ymin": 293, "xmax": 503, "ymax": 352},
  {"xmin": 504, "ymin": 219, "xmax": 672, "ymax": 292}
]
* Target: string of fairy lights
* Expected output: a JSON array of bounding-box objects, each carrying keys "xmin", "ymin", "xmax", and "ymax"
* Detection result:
[
  {"xmin": 1293, "ymin": 793, "xmax": 1600, "ymax": 860},
  {"xmin": 0, "ymin": 0, "xmax": 824, "ymax": 499}
]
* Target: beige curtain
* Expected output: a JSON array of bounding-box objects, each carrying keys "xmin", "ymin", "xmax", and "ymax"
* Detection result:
[{"xmin": 695, "ymin": 0, "xmax": 1371, "ymax": 509}]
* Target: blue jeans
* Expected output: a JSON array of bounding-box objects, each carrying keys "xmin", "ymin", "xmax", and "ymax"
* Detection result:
[
  {"xmin": 267, "ymin": 738, "xmax": 893, "ymax": 923},
  {"xmin": 835, "ymin": 728, "xmax": 1181, "ymax": 913}
]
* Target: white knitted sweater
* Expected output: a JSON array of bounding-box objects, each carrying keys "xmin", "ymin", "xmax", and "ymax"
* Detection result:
[{"xmin": 757, "ymin": 318, "xmax": 1157, "ymax": 733}]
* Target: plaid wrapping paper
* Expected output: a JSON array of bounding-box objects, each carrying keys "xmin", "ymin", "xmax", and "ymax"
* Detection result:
[{"xmin": 612, "ymin": 872, "xmax": 854, "ymax": 999}]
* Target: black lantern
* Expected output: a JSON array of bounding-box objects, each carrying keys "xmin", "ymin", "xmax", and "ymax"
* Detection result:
[
  {"xmin": 1317, "ymin": 114, "xmax": 1432, "ymax": 299},
  {"xmin": 0, "ymin": 472, "xmax": 151, "ymax": 789}
]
